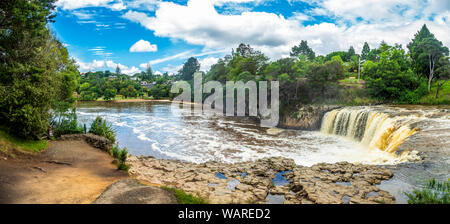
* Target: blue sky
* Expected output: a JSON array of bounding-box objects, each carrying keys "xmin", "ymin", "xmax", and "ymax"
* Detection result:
[{"xmin": 52, "ymin": 0, "xmax": 450, "ymax": 75}]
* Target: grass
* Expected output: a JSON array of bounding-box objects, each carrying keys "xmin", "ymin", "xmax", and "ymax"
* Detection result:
[
  {"xmin": 161, "ymin": 186, "xmax": 208, "ymax": 204},
  {"xmin": 419, "ymin": 81, "xmax": 450, "ymax": 105},
  {"xmin": 405, "ymin": 179, "xmax": 449, "ymax": 204},
  {"xmin": 0, "ymin": 127, "xmax": 48, "ymax": 153}
]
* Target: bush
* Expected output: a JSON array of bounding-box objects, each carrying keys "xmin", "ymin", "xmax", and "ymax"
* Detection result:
[
  {"xmin": 89, "ymin": 116, "xmax": 116, "ymax": 143},
  {"xmin": 110, "ymin": 145, "xmax": 130, "ymax": 171},
  {"xmin": 405, "ymin": 179, "xmax": 449, "ymax": 204},
  {"xmin": 51, "ymin": 107, "xmax": 84, "ymax": 138}
]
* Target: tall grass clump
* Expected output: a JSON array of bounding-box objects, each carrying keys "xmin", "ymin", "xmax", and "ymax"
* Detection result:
[
  {"xmin": 89, "ymin": 116, "xmax": 116, "ymax": 143},
  {"xmin": 51, "ymin": 106, "xmax": 84, "ymax": 138},
  {"xmin": 405, "ymin": 179, "xmax": 449, "ymax": 204},
  {"xmin": 110, "ymin": 145, "xmax": 130, "ymax": 171}
]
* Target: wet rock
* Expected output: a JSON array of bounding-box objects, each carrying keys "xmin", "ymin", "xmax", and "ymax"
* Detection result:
[{"xmin": 128, "ymin": 156, "xmax": 396, "ymax": 204}]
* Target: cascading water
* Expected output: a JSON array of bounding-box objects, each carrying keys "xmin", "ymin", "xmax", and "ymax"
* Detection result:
[{"xmin": 321, "ymin": 108, "xmax": 417, "ymax": 153}]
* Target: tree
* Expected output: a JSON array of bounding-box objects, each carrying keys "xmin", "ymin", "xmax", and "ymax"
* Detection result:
[
  {"xmin": 290, "ymin": 40, "xmax": 315, "ymax": 61},
  {"xmin": 361, "ymin": 42, "xmax": 371, "ymax": 60},
  {"xmin": 407, "ymin": 24, "xmax": 449, "ymax": 92},
  {"xmin": 103, "ymin": 88, "xmax": 117, "ymax": 101},
  {"xmin": 365, "ymin": 45, "xmax": 424, "ymax": 103},
  {"xmin": 435, "ymin": 57, "xmax": 450, "ymax": 98},
  {"xmin": 0, "ymin": 0, "xmax": 79, "ymax": 139},
  {"xmin": 115, "ymin": 65, "xmax": 121, "ymax": 75},
  {"xmin": 179, "ymin": 57, "xmax": 200, "ymax": 80},
  {"xmin": 306, "ymin": 60, "xmax": 345, "ymax": 97},
  {"xmin": 347, "ymin": 46, "xmax": 356, "ymax": 59}
]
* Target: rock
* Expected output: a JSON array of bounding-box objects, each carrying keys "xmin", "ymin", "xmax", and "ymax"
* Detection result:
[
  {"xmin": 93, "ymin": 179, "xmax": 178, "ymax": 204},
  {"xmin": 127, "ymin": 156, "xmax": 396, "ymax": 204},
  {"xmin": 280, "ymin": 104, "xmax": 341, "ymax": 130},
  {"xmin": 59, "ymin": 134, "xmax": 112, "ymax": 152}
]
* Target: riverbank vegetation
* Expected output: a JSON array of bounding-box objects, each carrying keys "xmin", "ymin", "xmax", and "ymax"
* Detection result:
[
  {"xmin": 161, "ymin": 186, "xmax": 208, "ymax": 204},
  {"xmin": 110, "ymin": 145, "xmax": 130, "ymax": 171},
  {"xmin": 0, "ymin": 127, "xmax": 48, "ymax": 154},
  {"xmin": 406, "ymin": 179, "xmax": 449, "ymax": 204}
]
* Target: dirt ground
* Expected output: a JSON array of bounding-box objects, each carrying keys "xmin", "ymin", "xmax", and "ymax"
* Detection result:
[{"xmin": 0, "ymin": 140, "xmax": 129, "ymax": 204}]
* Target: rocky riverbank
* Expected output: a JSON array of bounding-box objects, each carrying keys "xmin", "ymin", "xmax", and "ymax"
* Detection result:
[
  {"xmin": 280, "ymin": 104, "xmax": 341, "ymax": 130},
  {"xmin": 129, "ymin": 156, "xmax": 396, "ymax": 204}
]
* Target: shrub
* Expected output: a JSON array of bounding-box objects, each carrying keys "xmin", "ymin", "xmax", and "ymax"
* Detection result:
[
  {"xmin": 51, "ymin": 107, "xmax": 84, "ymax": 138},
  {"xmin": 110, "ymin": 145, "xmax": 130, "ymax": 171},
  {"xmin": 89, "ymin": 116, "xmax": 116, "ymax": 143},
  {"xmin": 405, "ymin": 179, "xmax": 449, "ymax": 204}
]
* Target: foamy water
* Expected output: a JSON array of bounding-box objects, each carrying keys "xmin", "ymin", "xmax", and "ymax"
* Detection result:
[{"xmin": 75, "ymin": 102, "xmax": 436, "ymax": 166}]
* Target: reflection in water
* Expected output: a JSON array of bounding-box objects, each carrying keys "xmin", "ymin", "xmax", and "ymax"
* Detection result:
[{"xmin": 75, "ymin": 101, "xmax": 432, "ymax": 166}]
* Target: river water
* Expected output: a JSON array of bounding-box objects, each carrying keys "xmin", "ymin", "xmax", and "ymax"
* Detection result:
[{"xmin": 76, "ymin": 101, "xmax": 449, "ymax": 203}]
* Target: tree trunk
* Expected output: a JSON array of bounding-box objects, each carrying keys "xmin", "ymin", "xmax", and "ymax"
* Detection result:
[
  {"xmin": 428, "ymin": 54, "xmax": 435, "ymax": 93},
  {"xmin": 436, "ymin": 82, "xmax": 440, "ymax": 98}
]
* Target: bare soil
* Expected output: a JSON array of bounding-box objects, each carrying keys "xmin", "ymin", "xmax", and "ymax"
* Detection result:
[{"xmin": 0, "ymin": 140, "xmax": 129, "ymax": 204}]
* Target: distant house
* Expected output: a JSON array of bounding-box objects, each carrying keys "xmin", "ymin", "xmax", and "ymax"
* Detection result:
[
  {"xmin": 80, "ymin": 72, "xmax": 87, "ymax": 78},
  {"xmin": 108, "ymin": 75, "xmax": 116, "ymax": 81},
  {"xmin": 140, "ymin": 81, "xmax": 155, "ymax": 89}
]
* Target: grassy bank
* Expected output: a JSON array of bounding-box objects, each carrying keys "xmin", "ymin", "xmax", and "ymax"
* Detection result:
[
  {"xmin": 0, "ymin": 127, "xmax": 48, "ymax": 154},
  {"xmin": 161, "ymin": 186, "xmax": 208, "ymax": 204},
  {"xmin": 419, "ymin": 82, "xmax": 450, "ymax": 105}
]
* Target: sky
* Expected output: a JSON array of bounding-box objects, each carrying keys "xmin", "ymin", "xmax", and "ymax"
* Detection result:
[{"xmin": 51, "ymin": 0, "xmax": 450, "ymax": 75}]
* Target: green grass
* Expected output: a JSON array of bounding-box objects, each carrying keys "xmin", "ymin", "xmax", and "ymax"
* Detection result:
[
  {"xmin": 405, "ymin": 179, "xmax": 449, "ymax": 204},
  {"xmin": 419, "ymin": 81, "xmax": 450, "ymax": 105},
  {"xmin": 0, "ymin": 127, "xmax": 48, "ymax": 153},
  {"xmin": 161, "ymin": 186, "xmax": 208, "ymax": 204},
  {"xmin": 339, "ymin": 77, "xmax": 362, "ymax": 84}
]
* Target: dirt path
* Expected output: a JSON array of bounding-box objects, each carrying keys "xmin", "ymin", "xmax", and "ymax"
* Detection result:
[{"xmin": 0, "ymin": 140, "xmax": 128, "ymax": 204}]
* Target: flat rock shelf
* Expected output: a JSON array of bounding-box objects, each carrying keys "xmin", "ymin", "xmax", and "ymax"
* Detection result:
[{"xmin": 129, "ymin": 156, "xmax": 395, "ymax": 204}]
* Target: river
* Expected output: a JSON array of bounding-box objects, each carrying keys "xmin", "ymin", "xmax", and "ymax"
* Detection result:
[{"xmin": 76, "ymin": 101, "xmax": 450, "ymax": 203}]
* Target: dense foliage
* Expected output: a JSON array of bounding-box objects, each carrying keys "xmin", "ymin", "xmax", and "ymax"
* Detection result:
[
  {"xmin": 89, "ymin": 116, "xmax": 116, "ymax": 143},
  {"xmin": 0, "ymin": 0, "xmax": 79, "ymax": 139}
]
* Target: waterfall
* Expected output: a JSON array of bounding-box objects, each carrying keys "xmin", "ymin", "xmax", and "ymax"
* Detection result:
[{"xmin": 321, "ymin": 108, "xmax": 417, "ymax": 153}]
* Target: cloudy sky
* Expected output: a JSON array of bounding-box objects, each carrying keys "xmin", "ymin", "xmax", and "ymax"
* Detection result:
[{"xmin": 52, "ymin": 0, "xmax": 450, "ymax": 75}]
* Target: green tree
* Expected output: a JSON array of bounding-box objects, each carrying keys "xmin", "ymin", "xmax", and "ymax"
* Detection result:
[
  {"xmin": 115, "ymin": 65, "xmax": 121, "ymax": 75},
  {"xmin": 365, "ymin": 46, "xmax": 424, "ymax": 103},
  {"xmin": 179, "ymin": 57, "xmax": 200, "ymax": 80},
  {"xmin": 0, "ymin": 0, "xmax": 79, "ymax": 139},
  {"xmin": 103, "ymin": 88, "xmax": 117, "ymax": 101},
  {"xmin": 290, "ymin": 40, "xmax": 315, "ymax": 61},
  {"xmin": 306, "ymin": 60, "xmax": 345, "ymax": 98},
  {"xmin": 407, "ymin": 24, "xmax": 449, "ymax": 92},
  {"xmin": 435, "ymin": 57, "xmax": 450, "ymax": 98},
  {"xmin": 361, "ymin": 42, "xmax": 371, "ymax": 60},
  {"xmin": 347, "ymin": 46, "xmax": 356, "ymax": 59}
]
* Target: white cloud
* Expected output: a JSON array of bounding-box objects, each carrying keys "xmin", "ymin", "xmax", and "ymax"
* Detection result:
[
  {"xmin": 161, "ymin": 64, "xmax": 183, "ymax": 74},
  {"xmin": 130, "ymin": 39, "xmax": 158, "ymax": 52},
  {"xmin": 139, "ymin": 50, "xmax": 193, "ymax": 68},
  {"xmin": 199, "ymin": 57, "xmax": 219, "ymax": 72},
  {"xmin": 76, "ymin": 59, "xmax": 105, "ymax": 71},
  {"xmin": 56, "ymin": 0, "xmax": 126, "ymax": 10},
  {"xmin": 76, "ymin": 59, "xmax": 140, "ymax": 75},
  {"xmin": 122, "ymin": 0, "xmax": 450, "ymax": 58}
]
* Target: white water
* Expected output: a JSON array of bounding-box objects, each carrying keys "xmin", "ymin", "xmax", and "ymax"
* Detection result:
[{"xmin": 75, "ymin": 102, "xmax": 446, "ymax": 166}]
